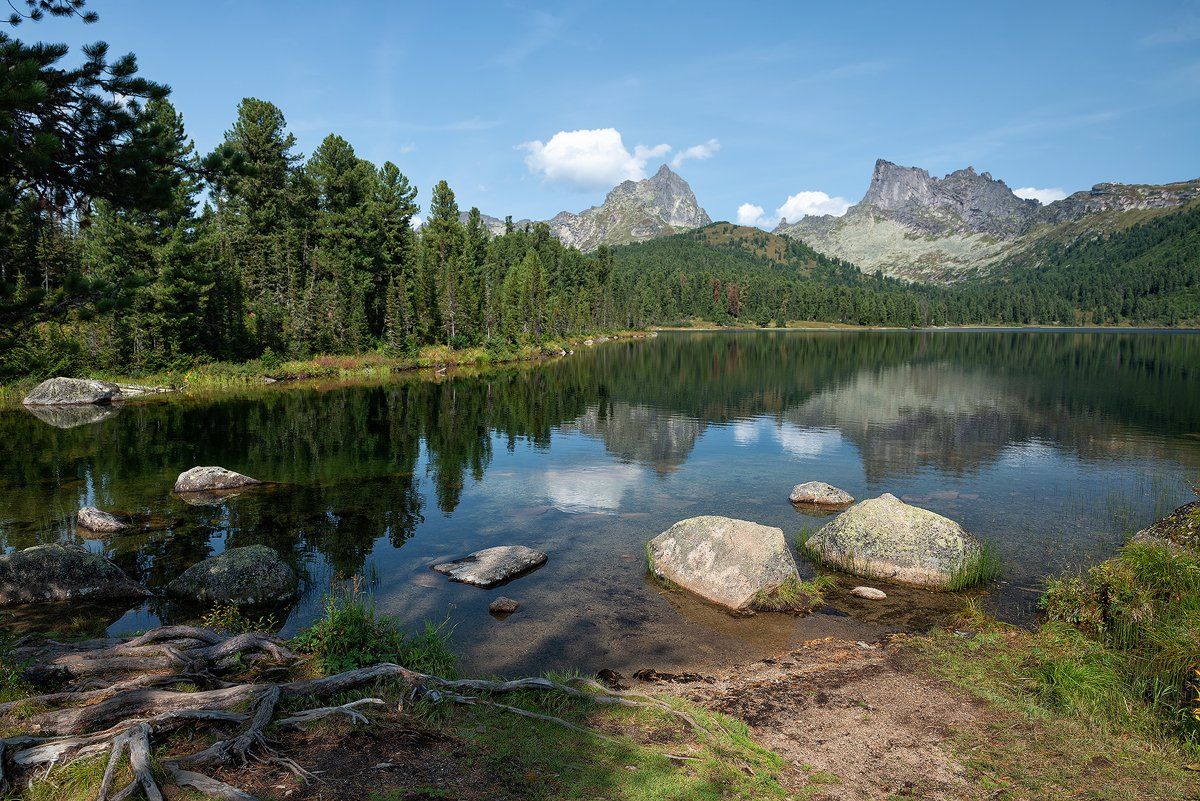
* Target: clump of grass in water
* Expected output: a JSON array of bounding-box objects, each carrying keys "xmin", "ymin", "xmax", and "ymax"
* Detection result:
[
  {"xmin": 752, "ymin": 575, "xmax": 836, "ymax": 612},
  {"xmin": 946, "ymin": 542, "xmax": 1003, "ymax": 591},
  {"xmin": 291, "ymin": 578, "xmax": 456, "ymax": 677},
  {"xmin": 200, "ymin": 602, "xmax": 278, "ymax": 635}
]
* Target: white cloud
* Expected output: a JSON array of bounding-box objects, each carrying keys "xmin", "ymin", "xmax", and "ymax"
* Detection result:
[
  {"xmin": 671, "ymin": 138, "xmax": 721, "ymax": 169},
  {"xmin": 731, "ymin": 418, "xmax": 762, "ymax": 444},
  {"xmin": 541, "ymin": 465, "xmax": 643, "ymax": 514},
  {"xmin": 735, "ymin": 191, "xmax": 851, "ymax": 229},
  {"xmin": 736, "ymin": 203, "xmax": 767, "ymax": 227},
  {"xmin": 773, "ymin": 425, "xmax": 842, "ymax": 459},
  {"xmin": 520, "ymin": 128, "xmax": 672, "ymax": 189},
  {"xmin": 1013, "ymin": 186, "xmax": 1068, "ymax": 205}
]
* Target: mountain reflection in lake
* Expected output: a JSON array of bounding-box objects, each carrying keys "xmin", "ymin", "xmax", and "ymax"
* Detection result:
[{"xmin": 2, "ymin": 330, "xmax": 1198, "ymax": 676}]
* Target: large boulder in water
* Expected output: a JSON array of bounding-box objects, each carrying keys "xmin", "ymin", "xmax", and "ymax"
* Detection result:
[
  {"xmin": 77, "ymin": 507, "xmax": 129, "ymax": 533},
  {"xmin": 789, "ymin": 481, "xmax": 855, "ymax": 507},
  {"xmin": 174, "ymin": 466, "xmax": 262, "ymax": 494},
  {"xmin": 1131, "ymin": 501, "xmax": 1199, "ymax": 552},
  {"xmin": 647, "ymin": 516, "xmax": 800, "ymax": 611},
  {"xmin": 0, "ymin": 543, "xmax": 148, "ymax": 606},
  {"xmin": 431, "ymin": 545, "xmax": 548, "ymax": 588},
  {"xmin": 803, "ymin": 494, "xmax": 986, "ymax": 589},
  {"xmin": 23, "ymin": 377, "xmax": 121, "ymax": 406},
  {"xmin": 166, "ymin": 545, "xmax": 297, "ymax": 605}
]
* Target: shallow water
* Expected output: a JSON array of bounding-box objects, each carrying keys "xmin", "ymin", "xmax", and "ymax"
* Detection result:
[{"xmin": 2, "ymin": 330, "xmax": 1199, "ymax": 676}]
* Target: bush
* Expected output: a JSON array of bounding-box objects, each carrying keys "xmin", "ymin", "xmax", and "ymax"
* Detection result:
[{"xmin": 292, "ymin": 582, "xmax": 456, "ymax": 677}]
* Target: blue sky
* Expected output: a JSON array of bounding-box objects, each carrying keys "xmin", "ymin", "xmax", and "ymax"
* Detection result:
[{"xmin": 33, "ymin": 0, "xmax": 1200, "ymax": 225}]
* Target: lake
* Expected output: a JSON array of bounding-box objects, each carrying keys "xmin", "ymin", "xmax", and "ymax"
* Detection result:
[{"xmin": 2, "ymin": 329, "xmax": 1198, "ymax": 676}]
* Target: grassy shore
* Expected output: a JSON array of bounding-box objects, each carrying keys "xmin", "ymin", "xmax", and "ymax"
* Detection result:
[{"xmin": 0, "ymin": 331, "xmax": 649, "ymax": 410}]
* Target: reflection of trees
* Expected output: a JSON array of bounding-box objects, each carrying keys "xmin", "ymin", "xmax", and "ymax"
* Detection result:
[{"xmin": 1, "ymin": 329, "xmax": 1199, "ymax": 593}]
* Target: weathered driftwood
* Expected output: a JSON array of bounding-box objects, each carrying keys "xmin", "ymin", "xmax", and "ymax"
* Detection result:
[{"xmin": 1, "ymin": 625, "xmax": 703, "ymax": 800}]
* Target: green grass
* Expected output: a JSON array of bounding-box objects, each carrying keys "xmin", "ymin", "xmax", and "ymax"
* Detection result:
[
  {"xmin": 946, "ymin": 541, "xmax": 1003, "ymax": 591},
  {"xmin": 751, "ymin": 574, "xmax": 835, "ymax": 612},
  {"xmin": 291, "ymin": 582, "xmax": 457, "ymax": 677}
]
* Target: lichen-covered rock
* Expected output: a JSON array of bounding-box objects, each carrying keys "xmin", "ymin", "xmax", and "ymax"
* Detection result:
[
  {"xmin": 77, "ymin": 507, "xmax": 129, "ymax": 533},
  {"xmin": 23, "ymin": 377, "xmax": 122, "ymax": 406},
  {"xmin": 789, "ymin": 481, "xmax": 855, "ymax": 506},
  {"xmin": 174, "ymin": 466, "xmax": 262, "ymax": 494},
  {"xmin": 166, "ymin": 545, "xmax": 297, "ymax": 605},
  {"xmin": 431, "ymin": 546, "xmax": 547, "ymax": 588},
  {"xmin": 1131, "ymin": 501, "xmax": 1199, "ymax": 552},
  {"xmin": 804, "ymin": 493, "xmax": 984, "ymax": 589},
  {"xmin": 0, "ymin": 543, "xmax": 148, "ymax": 606},
  {"xmin": 647, "ymin": 516, "xmax": 800, "ymax": 611}
]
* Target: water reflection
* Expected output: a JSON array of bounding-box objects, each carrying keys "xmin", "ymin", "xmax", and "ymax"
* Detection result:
[{"xmin": 2, "ymin": 330, "xmax": 1198, "ymax": 674}]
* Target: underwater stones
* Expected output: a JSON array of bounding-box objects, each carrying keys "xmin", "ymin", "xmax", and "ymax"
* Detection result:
[
  {"xmin": 850, "ymin": 586, "xmax": 887, "ymax": 600},
  {"xmin": 647, "ymin": 516, "xmax": 800, "ymax": 611},
  {"xmin": 789, "ymin": 481, "xmax": 855, "ymax": 507},
  {"xmin": 23, "ymin": 377, "xmax": 122, "ymax": 406},
  {"xmin": 76, "ymin": 507, "xmax": 129, "ymax": 533},
  {"xmin": 0, "ymin": 543, "xmax": 148, "ymax": 606},
  {"xmin": 431, "ymin": 546, "xmax": 548, "ymax": 588},
  {"xmin": 804, "ymin": 493, "xmax": 985, "ymax": 590},
  {"xmin": 174, "ymin": 466, "xmax": 262, "ymax": 494},
  {"xmin": 166, "ymin": 545, "xmax": 297, "ymax": 605}
]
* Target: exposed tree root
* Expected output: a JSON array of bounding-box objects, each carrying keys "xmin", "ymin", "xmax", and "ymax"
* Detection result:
[{"xmin": 1, "ymin": 625, "xmax": 701, "ymax": 800}]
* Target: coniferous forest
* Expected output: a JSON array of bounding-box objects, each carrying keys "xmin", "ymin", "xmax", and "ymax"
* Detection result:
[{"xmin": 3, "ymin": 6, "xmax": 1199, "ymax": 383}]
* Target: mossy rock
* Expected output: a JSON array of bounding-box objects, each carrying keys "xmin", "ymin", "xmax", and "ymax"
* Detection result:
[
  {"xmin": 1130, "ymin": 500, "xmax": 1199, "ymax": 552},
  {"xmin": 0, "ymin": 543, "xmax": 148, "ymax": 606},
  {"xmin": 166, "ymin": 545, "xmax": 297, "ymax": 605}
]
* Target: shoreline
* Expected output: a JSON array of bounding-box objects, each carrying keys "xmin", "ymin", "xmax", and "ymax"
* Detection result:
[{"xmin": 652, "ymin": 321, "xmax": 1200, "ymax": 332}]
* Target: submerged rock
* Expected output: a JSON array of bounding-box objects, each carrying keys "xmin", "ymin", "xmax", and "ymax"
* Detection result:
[
  {"xmin": 24, "ymin": 403, "xmax": 122, "ymax": 429},
  {"xmin": 0, "ymin": 543, "xmax": 148, "ymax": 606},
  {"xmin": 851, "ymin": 586, "xmax": 887, "ymax": 600},
  {"xmin": 646, "ymin": 516, "xmax": 799, "ymax": 611},
  {"xmin": 23, "ymin": 377, "xmax": 122, "ymax": 406},
  {"xmin": 789, "ymin": 481, "xmax": 855, "ymax": 507},
  {"xmin": 804, "ymin": 493, "xmax": 985, "ymax": 589},
  {"xmin": 174, "ymin": 466, "xmax": 262, "ymax": 494},
  {"xmin": 489, "ymin": 596, "xmax": 520, "ymax": 614},
  {"xmin": 77, "ymin": 507, "xmax": 129, "ymax": 533},
  {"xmin": 166, "ymin": 545, "xmax": 297, "ymax": 605},
  {"xmin": 431, "ymin": 545, "xmax": 547, "ymax": 588},
  {"xmin": 1131, "ymin": 500, "xmax": 1199, "ymax": 552}
]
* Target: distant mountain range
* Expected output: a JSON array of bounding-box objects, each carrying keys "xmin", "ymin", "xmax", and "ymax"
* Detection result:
[{"xmin": 469, "ymin": 159, "xmax": 1199, "ymax": 283}]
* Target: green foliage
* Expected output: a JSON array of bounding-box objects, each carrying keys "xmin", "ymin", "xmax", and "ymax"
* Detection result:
[
  {"xmin": 198, "ymin": 602, "xmax": 277, "ymax": 636},
  {"xmin": 0, "ymin": 618, "xmax": 32, "ymax": 703},
  {"xmin": 291, "ymin": 583, "xmax": 456, "ymax": 677},
  {"xmin": 751, "ymin": 574, "xmax": 835, "ymax": 612},
  {"xmin": 946, "ymin": 542, "xmax": 1003, "ymax": 591}
]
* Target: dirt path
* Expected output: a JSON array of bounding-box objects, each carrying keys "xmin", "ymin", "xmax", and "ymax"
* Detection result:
[{"xmin": 638, "ymin": 635, "xmax": 991, "ymax": 800}]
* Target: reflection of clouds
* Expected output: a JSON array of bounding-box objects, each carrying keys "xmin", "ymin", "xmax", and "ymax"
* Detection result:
[
  {"xmin": 541, "ymin": 464, "xmax": 644, "ymax": 514},
  {"xmin": 773, "ymin": 424, "xmax": 841, "ymax": 458},
  {"xmin": 563, "ymin": 403, "xmax": 702, "ymax": 473},
  {"xmin": 732, "ymin": 419, "xmax": 761, "ymax": 445}
]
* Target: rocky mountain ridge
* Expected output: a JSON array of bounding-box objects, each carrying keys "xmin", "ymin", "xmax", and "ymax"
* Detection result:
[{"xmin": 776, "ymin": 159, "xmax": 1200, "ymax": 282}]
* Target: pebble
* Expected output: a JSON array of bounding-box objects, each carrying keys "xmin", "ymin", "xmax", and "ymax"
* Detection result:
[{"xmin": 851, "ymin": 586, "xmax": 887, "ymax": 600}]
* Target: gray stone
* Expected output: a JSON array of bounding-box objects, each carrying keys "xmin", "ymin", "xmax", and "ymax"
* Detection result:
[
  {"xmin": 850, "ymin": 586, "xmax": 887, "ymax": 600},
  {"xmin": 166, "ymin": 545, "xmax": 297, "ymax": 605},
  {"xmin": 0, "ymin": 543, "xmax": 148, "ymax": 606},
  {"xmin": 647, "ymin": 516, "xmax": 799, "ymax": 611},
  {"xmin": 174, "ymin": 466, "xmax": 262, "ymax": 494},
  {"xmin": 789, "ymin": 481, "xmax": 855, "ymax": 507},
  {"xmin": 24, "ymin": 403, "xmax": 121, "ymax": 429},
  {"xmin": 1130, "ymin": 501, "xmax": 1199, "ymax": 552},
  {"xmin": 804, "ymin": 493, "xmax": 983, "ymax": 589},
  {"xmin": 489, "ymin": 596, "xmax": 520, "ymax": 614},
  {"xmin": 431, "ymin": 546, "xmax": 547, "ymax": 588},
  {"xmin": 77, "ymin": 507, "xmax": 129, "ymax": 533},
  {"xmin": 23, "ymin": 377, "xmax": 122, "ymax": 406}
]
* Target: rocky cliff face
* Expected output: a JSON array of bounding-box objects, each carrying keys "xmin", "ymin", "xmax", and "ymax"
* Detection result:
[
  {"xmin": 777, "ymin": 159, "xmax": 1200, "ymax": 282},
  {"xmin": 548, "ymin": 164, "xmax": 712, "ymax": 251}
]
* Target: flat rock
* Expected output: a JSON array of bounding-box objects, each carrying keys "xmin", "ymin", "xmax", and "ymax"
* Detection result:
[
  {"xmin": 489, "ymin": 596, "xmax": 520, "ymax": 614},
  {"xmin": 804, "ymin": 493, "xmax": 984, "ymax": 589},
  {"xmin": 647, "ymin": 516, "xmax": 799, "ymax": 610},
  {"xmin": 789, "ymin": 481, "xmax": 855, "ymax": 506},
  {"xmin": 431, "ymin": 546, "xmax": 547, "ymax": 588},
  {"xmin": 77, "ymin": 507, "xmax": 129, "ymax": 533},
  {"xmin": 23, "ymin": 377, "xmax": 122, "ymax": 406},
  {"xmin": 1130, "ymin": 500, "xmax": 1199, "ymax": 552},
  {"xmin": 0, "ymin": 543, "xmax": 148, "ymax": 606},
  {"xmin": 174, "ymin": 466, "xmax": 262, "ymax": 494},
  {"xmin": 166, "ymin": 544, "xmax": 297, "ymax": 605},
  {"xmin": 850, "ymin": 586, "xmax": 887, "ymax": 600}
]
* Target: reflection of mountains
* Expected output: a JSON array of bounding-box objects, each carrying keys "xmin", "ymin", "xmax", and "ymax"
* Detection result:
[
  {"xmin": 562, "ymin": 402, "xmax": 703, "ymax": 474},
  {"xmin": 786, "ymin": 362, "xmax": 1200, "ymax": 480}
]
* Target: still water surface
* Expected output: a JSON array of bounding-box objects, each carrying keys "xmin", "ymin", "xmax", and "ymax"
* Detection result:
[{"xmin": 2, "ymin": 330, "xmax": 1198, "ymax": 675}]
